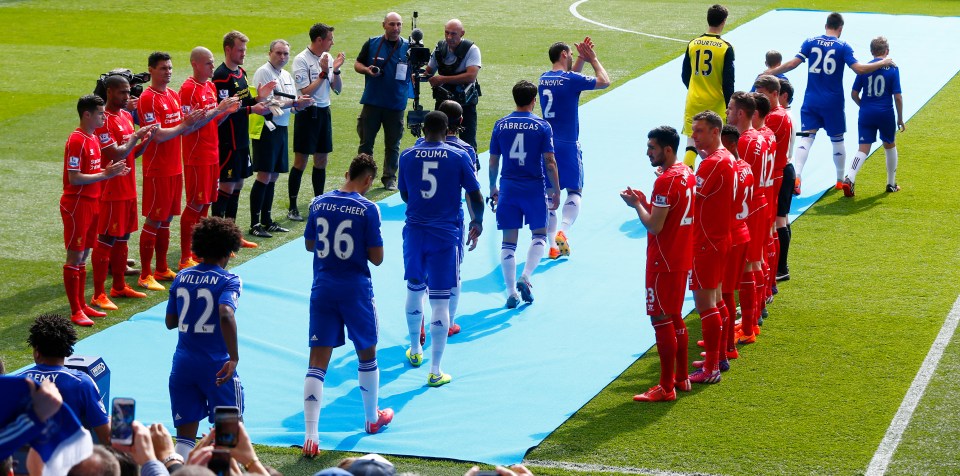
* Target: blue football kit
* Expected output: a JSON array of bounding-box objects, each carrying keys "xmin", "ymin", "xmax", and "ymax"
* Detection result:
[
  {"xmin": 166, "ymin": 264, "xmax": 243, "ymax": 424},
  {"xmin": 489, "ymin": 111, "xmax": 555, "ymax": 230},
  {"xmin": 538, "ymin": 70, "xmax": 596, "ymax": 190},
  {"xmin": 795, "ymin": 35, "xmax": 858, "ymax": 135},
  {"xmin": 853, "ymin": 58, "xmax": 901, "ymax": 144},
  {"xmin": 304, "ymin": 190, "xmax": 383, "ymax": 350}
]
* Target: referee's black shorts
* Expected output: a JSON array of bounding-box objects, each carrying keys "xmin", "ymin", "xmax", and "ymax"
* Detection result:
[
  {"xmin": 293, "ymin": 106, "xmax": 333, "ymax": 155},
  {"xmin": 252, "ymin": 124, "xmax": 289, "ymax": 173}
]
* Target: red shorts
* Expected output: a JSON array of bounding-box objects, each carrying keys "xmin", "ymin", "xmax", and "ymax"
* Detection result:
[
  {"xmin": 722, "ymin": 243, "xmax": 747, "ymax": 293},
  {"xmin": 646, "ymin": 269, "xmax": 689, "ymax": 316},
  {"xmin": 690, "ymin": 245, "xmax": 728, "ymax": 291},
  {"xmin": 184, "ymin": 163, "xmax": 219, "ymax": 205},
  {"xmin": 769, "ymin": 176, "xmax": 783, "ymax": 218},
  {"xmin": 98, "ymin": 199, "xmax": 139, "ymax": 237},
  {"xmin": 142, "ymin": 174, "xmax": 183, "ymax": 221},
  {"xmin": 746, "ymin": 211, "xmax": 768, "ymax": 263},
  {"xmin": 60, "ymin": 195, "xmax": 98, "ymax": 251}
]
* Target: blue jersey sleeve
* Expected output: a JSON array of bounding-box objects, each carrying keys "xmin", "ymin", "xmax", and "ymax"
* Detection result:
[
  {"xmin": 541, "ymin": 121, "xmax": 556, "ymax": 154},
  {"xmin": 367, "ymin": 203, "xmax": 384, "ymax": 247},
  {"xmin": 304, "ymin": 202, "xmax": 316, "ymax": 240},
  {"xmin": 892, "ymin": 68, "xmax": 902, "ymax": 94},
  {"xmin": 575, "ymin": 73, "xmax": 597, "ymax": 92},
  {"xmin": 219, "ymin": 275, "xmax": 241, "ymax": 310},
  {"xmin": 166, "ymin": 277, "xmax": 180, "ymax": 316},
  {"xmin": 81, "ymin": 375, "xmax": 109, "ymax": 427},
  {"xmin": 489, "ymin": 120, "xmax": 502, "ymax": 156},
  {"xmin": 397, "ymin": 151, "xmax": 409, "ymax": 195},
  {"xmin": 461, "ymin": 153, "xmax": 481, "ymax": 193},
  {"xmin": 852, "ymin": 73, "xmax": 865, "ymax": 93},
  {"xmin": 842, "ymin": 42, "xmax": 857, "ymax": 67},
  {"xmin": 797, "ymin": 39, "xmax": 812, "ymax": 62}
]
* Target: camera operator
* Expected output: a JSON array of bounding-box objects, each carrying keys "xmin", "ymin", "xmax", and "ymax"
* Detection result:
[
  {"xmin": 424, "ymin": 19, "xmax": 482, "ymax": 150},
  {"xmin": 354, "ymin": 12, "xmax": 412, "ymax": 191}
]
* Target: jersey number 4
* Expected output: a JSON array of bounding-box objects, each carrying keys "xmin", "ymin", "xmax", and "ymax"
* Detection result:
[{"xmin": 176, "ymin": 288, "xmax": 216, "ymax": 334}]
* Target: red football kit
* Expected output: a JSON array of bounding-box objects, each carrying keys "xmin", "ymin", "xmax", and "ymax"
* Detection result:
[
  {"xmin": 60, "ymin": 129, "xmax": 103, "ymax": 251},
  {"xmin": 724, "ymin": 158, "xmax": 752, "ymax": 294},
  {"xmin": 758, "ymin": 125, "xmax": 778, "ymax": 223},
  {"xmin": 690, "ymin": 147, "xmax": 735, "ymax": 291},
  {"xmin": 645, "ymin": 163, "xmax": 695, "ymax": 316},
  {"xmin": 180, "ymin": 78, "xmax": 220, "ymax": 205},
  {"xmin": 739, "ymin": 129, "xmax": 769, "ymax": 263},
  {"xmin": 765, "ymin": 107, "xmax": 792, "ymax": 214},
  {"xmin": 138, "ymin": 86, "xmax": 183, "ymax": 220},
  {"xmin": 94, "ymin": 109, "xmax": 139, "ymax": 237}
]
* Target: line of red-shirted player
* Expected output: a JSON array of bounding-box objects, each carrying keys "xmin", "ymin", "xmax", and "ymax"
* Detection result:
[{"xmin": 622, "ymin": 76, "xmax": 793, "ymax": 401}]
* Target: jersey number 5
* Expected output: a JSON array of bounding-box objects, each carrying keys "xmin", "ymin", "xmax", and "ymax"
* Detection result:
[{"xmin": 176, "ymin": 288, "xmax": 215, "ymax": 334}]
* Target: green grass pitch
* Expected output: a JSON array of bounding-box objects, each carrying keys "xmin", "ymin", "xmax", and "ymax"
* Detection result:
[{"xmin": 1, "ymin": 0, "xmax": 959, "ymax": 474}]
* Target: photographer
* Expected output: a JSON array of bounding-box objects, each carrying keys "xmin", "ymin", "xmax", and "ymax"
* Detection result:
[
  {"xmin": 354, "ymin": 12, "xmax": 411, "ymax": 191},
  {"xmin": 424, "ymin": 19, "xmax": 482, "ymax": 150}
]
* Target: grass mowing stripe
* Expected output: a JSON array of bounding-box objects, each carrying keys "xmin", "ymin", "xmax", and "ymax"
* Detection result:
[
  {"xmin": 525, "ymin": 459, "xmax": 719, "ymax": 476},
  {"xmin": 865, "ymin": 293, "xmax": 960, "ymax": 476}
]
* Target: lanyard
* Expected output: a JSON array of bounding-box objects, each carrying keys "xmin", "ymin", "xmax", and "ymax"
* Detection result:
[{"xmin": 372, "ymin": 37, "xmax": 401, "ymax": 68}]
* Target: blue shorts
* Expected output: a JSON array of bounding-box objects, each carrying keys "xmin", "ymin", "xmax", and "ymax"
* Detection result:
[
  {"xmin": 169, "ymin": 358, "xmax": 244, "ymax": 425},
  {"xmin": 548, "ymin": 140, "xmax": 584, "ymax": 191},
  {"xmin": 309, "ymin": 286, "xmax": 378, "ymax": 351},
  {"xmin": 800, "ymin": 102, "xmax": 846, "ymax": 136},
  {"xmin": 496, "ymin": 188, "xmax": 547, "ymax": 231},
  {"xmin": 402, "ymin": 225, "xmax": 459, "ymax": 291},
  {"xmin": 858, "ymin": 109, "xmax": 896, "ymax": 144}
]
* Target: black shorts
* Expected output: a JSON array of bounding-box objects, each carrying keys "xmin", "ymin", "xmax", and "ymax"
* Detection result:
[
  {"xmin": 778, "ymin": 163, "xmax": 796, "ymax": 217},
  {"xmin": 293, "ymin": 106, "xmax": 333, "ymax": 155},
  {"xmin": 252, "ymin": 124, "xmax": 289, "ymax": 173},
  {"xmin": 219, "ymin": 146, "xmax": 253, "ymax": 183}
]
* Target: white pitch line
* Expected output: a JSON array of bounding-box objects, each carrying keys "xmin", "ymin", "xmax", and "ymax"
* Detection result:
[
  {"xmin": 569, "ymin": 0, "xmax": 687, "ymax": 43},
  {"xmin": 865, "ymin": 294, "xmax": 960, "ymax": 475},
  {"xmin": 524, "ymin": 459, "xmax": 721, "ymax": 476}
]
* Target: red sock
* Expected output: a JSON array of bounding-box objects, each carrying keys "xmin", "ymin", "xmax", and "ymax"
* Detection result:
[
  {"xmin": 721, "ymin": 292, "xmax": 736, "ymax": 353},
  {"xmin": 755, "ymin": 268, "xmax": 766, "ymax": 315},
  {"xmin": 653, "ymin": 319, "xmax": 677, "ymax": 391},
  {"xmin": 77, "ymin": 264, "xmax": 88, "ymax": 308},
  {"xmin": 180, "ymin": 206, "xmax": 201, "ymax": 263},
  {"xmin": 63, "ymin": 264, "xmax": 82, "ymax": 314},
  {"xmin": 700, "ymin": 308, "xmax": 722, "ymax": 373},
  {"xmin": 672, "ymin": 315, "xmax": 689, "ymax": 382},
  {"xmin": 92, "ymin": 239, "xmax": 112, "ymax": 297},
  {"xmin": 739, "ymin": 272, "xmax": 756, "ymax": 335},
  {"xmin": 156, "ymin": 222, "xmax": 171, "ymax": 273},
  {"xmin": 140, "ymin": 223, "xmax": 158, "ymax": 279},
  {"xmin": 110, "ymin": 239, "xmax": 129, "ymax": 292}
]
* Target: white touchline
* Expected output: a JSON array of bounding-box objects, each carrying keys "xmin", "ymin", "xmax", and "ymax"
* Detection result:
[
  {"xmin": 524, "ymin": 459, "xmax": 721, "ymax": 476},
  {"xmin": 865, "ymin": 294, "xmax": 960, "ymax": 475},
  {"xmin": 569, "ymin": 0, "xmax": 687, "ymax": 43}
]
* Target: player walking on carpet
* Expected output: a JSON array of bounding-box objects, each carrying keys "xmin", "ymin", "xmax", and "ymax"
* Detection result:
[
  {"xmin": 538, "ymin": 37, "xmax": 609, "ymax": 259},
  {"xmin": 488, "ymin": 81, "xmax": 561, "ymax": 308},
  {"xmin": 620, "ymin": 126, "xmax": 695, "ymax": 402},
  {"xmin": 398, "ymin": 111, "xmax": 485, "ymax": 387},
  {"xmin": 764, "ymin": 12, "xmax": 894, "ymax": 194},
  {"xmin": 846, "ymin": 36, "xmax": 904, "ymax": 196},
  {"xmin": 301, "ymin": 154, "xmax": 393, "ymax": 457},
  {"xmin": 164, "ymin": 217, "xmax": 244, "ymax": 460}
]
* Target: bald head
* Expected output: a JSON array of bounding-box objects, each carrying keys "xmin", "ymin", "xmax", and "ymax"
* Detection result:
[
  {"xmin": 383, "ymin": 12, "xmax": 402, "ymax": 41},
  {"xmin": 190, "ymin": 46, "xmax": 216, "ymax": 81},
  {"xmin": 443, "ymin": 19, "xmax": 466, "ymax": 50}
]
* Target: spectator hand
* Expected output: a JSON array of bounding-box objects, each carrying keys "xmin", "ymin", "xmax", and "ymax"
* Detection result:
[
  {"xmin": 428, "ymin": 75, "xmax": 444, "ymax": 88},
  {"xmin": 112, "ymin": 421, "xmax": 158, "ymax": 466},
  {"xmin": 28, "ymin": 379, "xmax": 63, "ymax": 422},
  {"xmin": 148, "ymin": 423, "xmax": 175, "ymax": 462},
  {"xmin": 125, "ymin": 96, "xmax": 139, "ymax": 112}
]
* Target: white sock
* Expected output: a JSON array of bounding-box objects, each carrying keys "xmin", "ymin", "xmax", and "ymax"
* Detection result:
[
  {"xmin": 831, "ymin": 138, "xmax": 846, "ymax": 181},
  {"xmin": 174, "ymin": 438, "xmax": 196, "ymax": 461},
  {"xmin": 405, "ymin": 283, "xmax": 426, "ymax": 354},
  {"xmin": 793, "ymin": 134, "xmax": 815, "ymax": 178},
  {"xmin": 885, "ymin": 146, "xmax": 898, "ymax": 185},
  {"xmin": 448, "ymin": 283, "xmax": 459, "ymax": 326},
  {"xmin": 358, "ymin": 359, "xmax": 379, "ymax": 423},
  {"xmin": 559, "ymin": 193, "xmax": 581, "ymax": 232},
  {"xmin": 522, "ymin": 234, "xmax": 547, "ymax": 279},
  {"xmin": 501, "ymin": 243, "xmax": 517, "ymax": 296},
  {"xmin": 303, "ymin": 367, "xmax": 325, "ymax": 441},
  {"xmin": 546, "ymin": 196, "xmax": 558, "ymax": 247},
  {"xmin": 848, "ymin": 151, "xmax": 868, "ymax": 182},
  {"xmin": 427, "ymin": 293, "xmax": 451, "ymax": 375}
]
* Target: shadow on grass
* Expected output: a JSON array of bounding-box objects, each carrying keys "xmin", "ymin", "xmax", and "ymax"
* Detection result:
[{"xmin": 806, "ymin": 190, "xmax": 887, "ymax": 216}]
